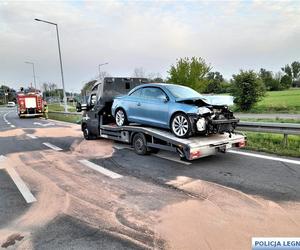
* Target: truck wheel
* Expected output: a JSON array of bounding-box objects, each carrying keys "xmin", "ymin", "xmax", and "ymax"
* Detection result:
[
  {"xmin": 132, "ymin": 133, "xmax": 148, "ymax": 155},
  {"xmin": 115, "ymin": 109, "xmax": 128, "ymax": 126},
  {"xmin": 171, "ymin": 113, "xmax": 192, "ymax": 138},
  {"xmin": 83, "ymin": 126, "xmax": 94, "ymax": 140}
]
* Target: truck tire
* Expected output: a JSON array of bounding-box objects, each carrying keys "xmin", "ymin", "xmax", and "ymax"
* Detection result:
[
  {"xmin": 132, "ymin": 133, "xmax": 148, "ymax": 155},
  {"xmin": 83, "ymin": 125, "xmax": 94, "ymax": 140}
]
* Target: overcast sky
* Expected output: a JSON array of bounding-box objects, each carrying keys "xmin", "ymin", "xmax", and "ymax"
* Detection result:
[{"xmin": 1, "ymin": 0, "xmax": 300, "ymax": 92}]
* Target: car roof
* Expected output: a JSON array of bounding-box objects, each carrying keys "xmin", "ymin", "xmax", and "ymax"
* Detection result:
[{"xmin": 139, "ymin": 83, "xmax": 179, "ymax": 88}]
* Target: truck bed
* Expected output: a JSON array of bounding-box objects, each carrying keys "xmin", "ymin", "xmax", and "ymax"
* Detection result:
[{"xmin": 100, "ymin": 123, "xmax": 245, "ymax": 149}]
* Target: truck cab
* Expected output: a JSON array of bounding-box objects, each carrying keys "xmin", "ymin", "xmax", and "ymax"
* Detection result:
[{"xmin": 77, "ymin": 77, "xmax": 148, "ymax": 139}]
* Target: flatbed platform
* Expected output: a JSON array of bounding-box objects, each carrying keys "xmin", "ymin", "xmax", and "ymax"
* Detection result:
[{"xmin": 100, "ymin": 123, "xmax": 246, "ymax": 160}]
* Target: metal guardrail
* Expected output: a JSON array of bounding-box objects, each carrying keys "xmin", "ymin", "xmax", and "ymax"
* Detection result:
[
  {"xmin": 237, "ymin": 121, "xmax": 300, "ymax": 146},
  {"xmin": 237, "ymin": 121, "xmax": 300, "ymax": 135}
]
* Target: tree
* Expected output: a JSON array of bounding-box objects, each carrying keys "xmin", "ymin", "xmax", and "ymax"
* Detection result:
[
  {"xmin": 204, "ymin": 71, "xmax": 224, "ymax": 93},
  {"xmin": 147, "ymin": 72, "xmax": 164, "ymax": 82},
  {"xmin": 231, "ymin": 70, "xmax": 266, "ymax": 111},
  {"xmin": 280, "ymin": 75, "xmax": 293, "ymax": 89},
  {"xmin": 167, "ymin": 57, "xmax": 211, "ymax": 91},
  {"xmin": 133, "ymin": 67, "xmax": 146, "ymax": 78},
  {"xmin": 281, "ymin": 61, "xmax": 300, "ymax": 87},
  {"xmin": 259, "ymin": 68, "xmax": 282, "ymax": 91}
]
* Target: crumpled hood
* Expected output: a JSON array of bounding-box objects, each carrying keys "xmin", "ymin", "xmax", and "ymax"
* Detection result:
[{"xmin": 175, "ymin": 97, "xmax": 227, "ymax": 108}]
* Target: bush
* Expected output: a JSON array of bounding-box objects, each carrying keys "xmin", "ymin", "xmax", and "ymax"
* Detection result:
[{"xmin": 231, "ymin": 70, "xmax": 266, "ymax": 111}]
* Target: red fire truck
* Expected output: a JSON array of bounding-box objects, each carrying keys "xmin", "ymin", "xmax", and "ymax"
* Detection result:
[{"xmin": 17, "ymin": 90, "xmax": 44, "ymax": 118}]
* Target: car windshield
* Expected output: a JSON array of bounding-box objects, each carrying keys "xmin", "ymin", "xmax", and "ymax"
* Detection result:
[{"xmin": 165, "ymin": 85, "xmax": 202, "ymax": 99}]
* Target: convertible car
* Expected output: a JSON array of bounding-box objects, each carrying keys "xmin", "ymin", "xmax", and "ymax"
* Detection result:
[{"xmin": 111, "ymin": 83, "xmax": 239, "ymax": 138}]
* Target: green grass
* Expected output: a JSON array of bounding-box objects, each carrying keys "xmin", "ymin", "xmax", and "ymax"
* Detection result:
[
  {"xmin": 244, "ymin": 132, "xmax": 300, "ymax": 158},
  {"xmin": 241, "ymin": 118, "xmax": 300, "ymax": 124},
  {"xmin": 48, "ymin": 112, "xmax": 81, "ymax": 124},
  {"xmin": 48, "ymin": 103, "xmax": 76, "ymax": 112},
  {"xmin": 247, "ymin": 88, "xmax": 300, "ymax": 113}
]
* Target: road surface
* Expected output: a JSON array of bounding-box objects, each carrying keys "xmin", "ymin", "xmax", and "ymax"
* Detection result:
[{"xmin": 0, "ymin": 106, "xmax": 300, "ymax": 249}]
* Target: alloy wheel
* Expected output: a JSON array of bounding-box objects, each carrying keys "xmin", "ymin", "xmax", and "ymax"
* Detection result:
[
  {"xmin": 172, "ymin": 115, "xmax": 189, "ymax": 137},
  {"xmin": 116, "ymin": 109, "xmax": 125, "ymax": 126}
]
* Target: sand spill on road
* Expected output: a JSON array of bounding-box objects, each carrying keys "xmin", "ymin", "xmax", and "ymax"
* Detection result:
[{"xmin": 156, "ymin": 179, "xmax": 300, "ymax": 250}]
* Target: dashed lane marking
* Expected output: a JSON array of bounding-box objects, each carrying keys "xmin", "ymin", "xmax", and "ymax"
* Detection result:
[
  {"xmin": 10, "ymin": 125, "xmax": 15, "ymax": 128},
  {"xmin": 6, "ymin": 167, "xmax": 37, "ymax": 203},
  {"xmin": 26, "ymin": 134, "xmax": 37, "ymax": 139},
  {"xmin": 0, "ymin": 155, "xmax": 7, "ymax": 167},
  {"xmin": 42, "ymin": 142, "xmax": 63, "ymax": 151},
  {"xmin": 228, "ymin": 150, "xmax": 300, "ymax": 166},
  {"xmin": 79, "ymin": 159, "xmax": 123, "ymax": 179}
]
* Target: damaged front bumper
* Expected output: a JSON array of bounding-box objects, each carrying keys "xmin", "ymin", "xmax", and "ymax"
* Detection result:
[{"xmin": 188, "ymin": 114, "xmax": 239, "ymax": 135}]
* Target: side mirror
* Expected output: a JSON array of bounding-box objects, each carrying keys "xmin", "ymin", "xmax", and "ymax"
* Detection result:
[
  {"xmin": 76, "ymin": 102, "xmax": 87, "ymax": 112},
  {"xmin": 81, "ymin": 103, "xmax": 87, "ymax": 111},
  {"xmin": 163, "ymin": 96, "xmax": 169, "ymax": 103},
  {"xmin": 76, "ymin": 102, "xmax": 82, "ymax": 112}
]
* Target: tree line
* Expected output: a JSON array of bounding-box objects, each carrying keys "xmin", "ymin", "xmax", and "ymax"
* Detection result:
[
  {"xmin": 167, "ymin": 57, "xmax": 300, "ymax": 111},
  {"xmin": 79, "ymin": 57, "xmax": 299, "ymax": 111}
]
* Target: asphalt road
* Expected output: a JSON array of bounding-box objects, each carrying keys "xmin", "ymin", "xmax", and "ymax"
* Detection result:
[{"xmin": 0, "ymin": 106, "xmax": 299, "ymax": 249}]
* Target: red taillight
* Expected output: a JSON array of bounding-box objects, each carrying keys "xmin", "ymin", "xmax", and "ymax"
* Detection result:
[
  {"xmin": 190, "ymin": 150, "xmax": 201, "ymax": 159},
  {"xmin": 237, "ymin": 140, "xmax": 246, "ymax": 148}
]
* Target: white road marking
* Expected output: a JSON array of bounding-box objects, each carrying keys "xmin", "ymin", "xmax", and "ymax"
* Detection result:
[
  {"xmin": 42, "ymin": 142, "xmax": 63, "ymax": 151},
  {"xmin": 79, "ymin": 159, "xmax": 122, "ymax": 179},
  {"xmin": 0, "ymin": 155, "xmax": 7, "ymax": 163},
  {"xmin": 10, "ymin": 125, "xmax": 15, "ymax": 128},
  {"xmin": 155, "ymin": 154, "xmax": 191, "ymax": 165},
  {"xmin": 26, "ymin": 134, "xmax": 37, "ymax": 139},
  {"xmin": 6, "ymin": 167, "xmax": 37, "ymax": 203},
  {"xmin": 33, "ymin": 122, "xmax": 55, "ymax": 127},
  {"xmin": 228, "ymin": 150, "xmax": 300, "ymax": 166}
]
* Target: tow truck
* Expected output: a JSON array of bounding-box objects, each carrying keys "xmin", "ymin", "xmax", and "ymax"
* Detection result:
[
  {"xmin": 77, "ymin": 77, "xmax": 246, "ymax": 161},
  {"xmin": 17, "ymin": 89, "xmax": 44, "ymax": 118}
]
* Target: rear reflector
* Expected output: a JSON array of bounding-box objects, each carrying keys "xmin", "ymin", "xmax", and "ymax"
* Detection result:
[
  {"xmin": 237, "ymin": 140, "xmax": 246, "ymax": 148},
  {"xmin": 190, "ymin": 150, "xmax": 201, "ymax": 159}
]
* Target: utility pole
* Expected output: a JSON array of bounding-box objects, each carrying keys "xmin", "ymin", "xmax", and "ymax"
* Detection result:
[
  {"xmin": 25, "ymin": 61, "xmax": 37, "ymax": 90},
  {"xmin": 98, "ymin": 62, "xmax": 109, "ymax": 80},
  {"xmin": 35, "ymin": 18, "xmax": 68, "ymax": 112}
]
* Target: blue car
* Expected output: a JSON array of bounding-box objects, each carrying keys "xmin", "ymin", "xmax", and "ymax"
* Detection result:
[{"xmin": 112, "ymin": 83, "xmax": 238, "ymax": 138}]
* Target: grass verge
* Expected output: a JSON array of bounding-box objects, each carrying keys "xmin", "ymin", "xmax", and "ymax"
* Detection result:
[
  {"xmin": 48, "ymin": 112, "xmax": 81, "ymax": 124},
  {"xmin": 48, "ymin": 103, "xmax": 76, "ymax": 112},
  {"xmin": 244, "ymin": 132, "xmax": 300, "ymax": 158}
]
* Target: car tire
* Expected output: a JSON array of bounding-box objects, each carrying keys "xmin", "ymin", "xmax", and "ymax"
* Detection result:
[
  {"xmin": 115, "ymin": 108, "xmax": 128, "ymax": 127},
  {"xmin": 132, "ymin": 133, "xmax": 148, "ymax": 155},
  {"xmin": 171, "ymin": 113, "xmax": 192, "ymax": 138}
]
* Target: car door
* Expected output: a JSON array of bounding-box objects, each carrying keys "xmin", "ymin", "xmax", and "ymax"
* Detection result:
[
  {"xmin": 139, "ymin": 87, "xmax": 169, "ymax": 127},
  {"xmin": 86, "ymin": 93, "xmax": 99, "ymax": 134},
  {"xmin": 125, "ymin": 88, "xmax": 144, "ymax": 122}
]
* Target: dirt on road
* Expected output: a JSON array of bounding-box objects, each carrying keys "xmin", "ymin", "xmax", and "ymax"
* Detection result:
[{"xmin": 1, "ymin": 124, "xmax": 300, "ymax": 249}]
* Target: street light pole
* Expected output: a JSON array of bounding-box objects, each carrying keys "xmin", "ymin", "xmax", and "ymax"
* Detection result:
[
  {"xmin": 25, "ymin": 61, "xmax": 37, "ymax": 90},
  {"xmin": 35, "ymin": 18, "xmax": 68, "ymax": 112},
  {"xmin": 98, "ymin": 62, "xmax": 109, "ymax": 80}
]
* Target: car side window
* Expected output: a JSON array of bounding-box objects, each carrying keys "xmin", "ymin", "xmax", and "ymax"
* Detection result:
[
  {"xmin": 142, "ymin": 87, "xmax": 166, "ymax": 100},
  {"xmin": 129, "ymin": 88, "xmax": 142, "ymax": 97}
]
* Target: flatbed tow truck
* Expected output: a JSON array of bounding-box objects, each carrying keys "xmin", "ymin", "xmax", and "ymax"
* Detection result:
[{"xmin": 78, "ymin": 77, "xmax": 246, "ymax": 161}]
